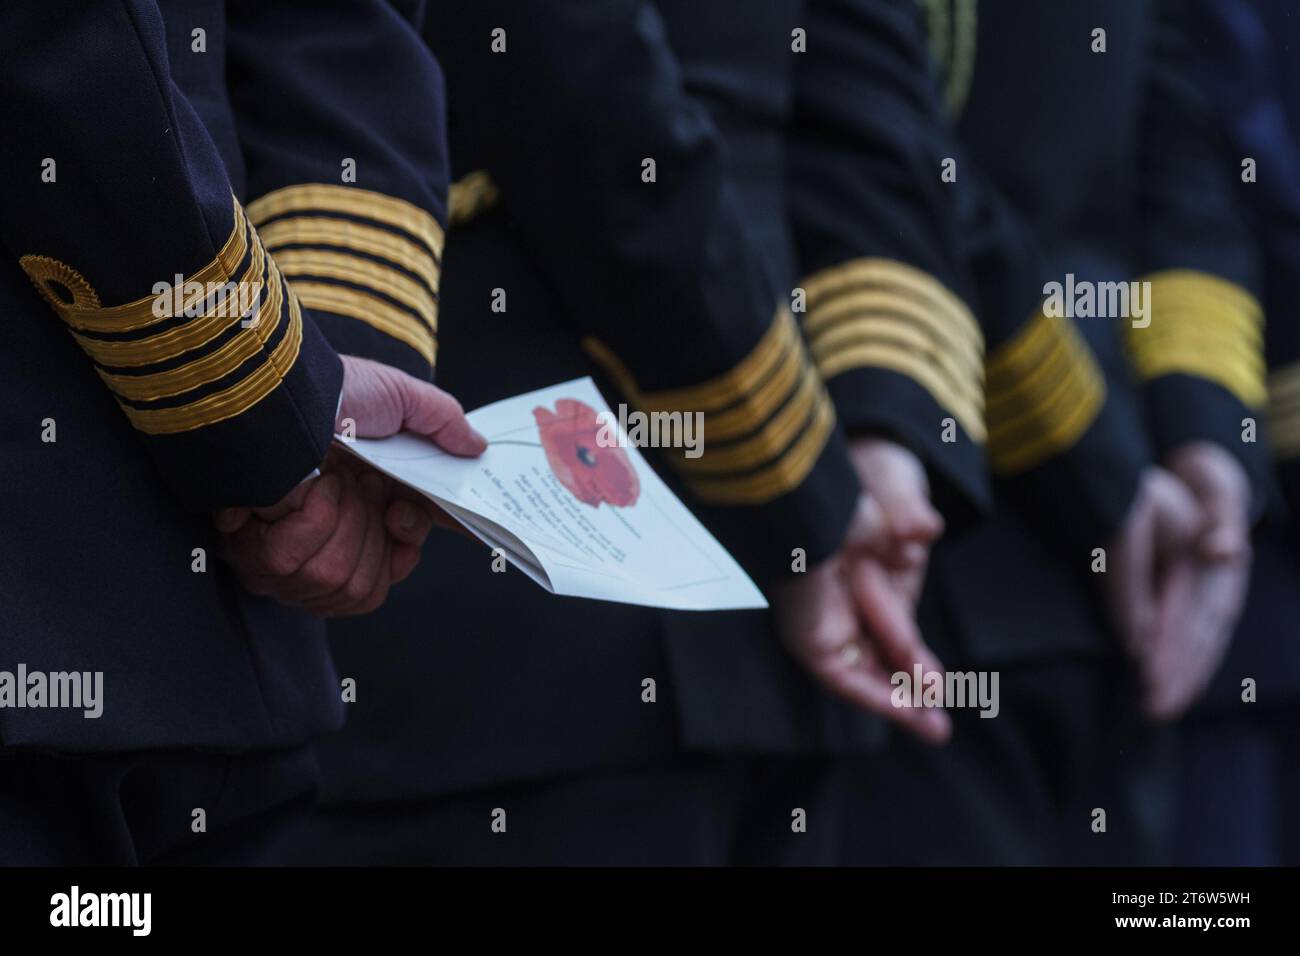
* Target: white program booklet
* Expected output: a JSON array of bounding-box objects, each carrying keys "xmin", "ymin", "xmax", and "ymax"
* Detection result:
[{"xmin": 336, "ymin": 377, "xmax": 767, "ymax": 611}]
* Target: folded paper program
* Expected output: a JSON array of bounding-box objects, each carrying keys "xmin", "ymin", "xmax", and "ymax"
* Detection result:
[{"xmin": 337, "ymin": 377, "xmax": 767, "ymax": 611}]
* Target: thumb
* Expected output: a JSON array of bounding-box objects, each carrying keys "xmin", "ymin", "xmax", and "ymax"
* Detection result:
[
  {"xmin": 851, "ymin": 440, "xmax": 943, "ymax": 543},
  {"xmin": 1196, "ymin": 486, "xmax": 1249, "ymax": 562},
  {"xmin": 394, "ymin": 376, "xmax": 488, "ymax": 457},
  {"xmin": 249, "ymin": 473, "xmax": 320, "ymax": 522},
  {"xmin": 1150, "ymin": 470, "xmax": 1202, "ymax": 559},
  {"xmin": 843, "ymin": 494, "xmax": 893, "ymax": 555},
  {"xmin": 1168, "ymin": 442, "xmax": 1251, "ymax": 561},
  {"xmin": 214, "ymin": 507, "xmax": 252, "ymax": 534},
  {"xmin": 867, "ymin": 462, "xmax": 943, "ymax": 543},
  {"xmin": 885, "ymin": 490, "xmax": 944, "ymax": 545},
  {"xmin": 336, "ymin": 355, "xmax": 487, "ymax": 456}
]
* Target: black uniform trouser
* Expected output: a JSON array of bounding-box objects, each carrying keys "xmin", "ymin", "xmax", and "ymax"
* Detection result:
[
  {"xmin": 282, "ymin": 755, "xmax": 842, "ymax": 866},
  {"xmin": 0, "ymin": 746, "xmax": 319, "ymax": 866},
  {"xmin": 1177, "ymin": 709, "xmax": 1300, "ymax": 866},
  {"xmin": 841, "ymin": 655, "xmax": 1174, "ymax": 866}
]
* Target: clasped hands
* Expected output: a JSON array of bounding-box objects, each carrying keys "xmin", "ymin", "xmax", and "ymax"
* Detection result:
[
  {"xmin": 213, "ymin": 355, "xmax": 486, "ymax": 617},
  {"xmin": 215, "ymin": 358, "xmax": 1250, "ymax": 720},
  {"xmin": 1104, "ymin": 442, "xmax": 1252, "ymax": 721},
  {"xmin": 774, "ymin": 437, "xmax": 953, "ymax": 745},
  {"xmin": 775, "ymin": 437, "xmax": 1253, "ymax": 746}
]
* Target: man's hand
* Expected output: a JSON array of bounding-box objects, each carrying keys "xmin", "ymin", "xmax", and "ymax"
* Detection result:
[
  {"xmin": 1166, "ymin": 441, "xmax": 1251, "ymax": 562},
  {"xmin": 213, "ymin": 355, "xmax": 486, "ymax": 616},
  {"xmin": 1103, "ymin": 466, "xmax": 1201, "ymax": 655},
  {"xmin": 774, "ymin": 494, "xmax": 951, "ymax": 745},
  {"xmin": 1103, "ymin": 455, "xmax": 1252, "ymax": 721},
  {"xmin": 332, "ymin": 354, "xmax": 487, "ymax": 456},
  {"xmin": 1140, "ymin": 443, "xmax": 1253, "ymax": 720},
  {"xmin": 848, "ymin": 437, "xmax": 944, "ymax": 610}
]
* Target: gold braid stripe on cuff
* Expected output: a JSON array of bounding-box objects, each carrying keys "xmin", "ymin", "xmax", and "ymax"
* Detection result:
[
  {"xmin": 986, "ymin": 309, "xmax": 1105, "ymax": 475},
  {"xmin": 800, "ymin": 257, "xmax": 985, "ymax": 441},
  {"xmin": 686, "ymin": 392, "xmax": 836, "ymax": 505},
  {"xmin": 22, "ymin": 197, "xmax": 249, "ymax": 334},
  {"xmin": 1269, "ymin": 359, "xmax": 1300, "ymax": 461},
  {"xmin": 259, "ymin": 216, "xmax": 440, "ymax": 294},
  {"xmin": 97, "ymin": 238, "xmax": 281, "ymax": 403},
  {"xmin": 582, "ymin": 307, "xmax": 837, "ymax": 505},
  {"xmin": 68, "ymin": 233, "xmax": 263, "ymax": 369},
  {"xmin": 584, "ymin": 307, "xmax": 796, "ymax": 414},
  {"xmin": 20, "ymin": 196, "xmax": 303, "ymax": 433},
  {"xmin": 247, "ymin": 183, "xmax": 444, "ymax": 261},
  {"xmin": 248, "ymin": 184, "xmax": 441, "ymax": 363},
  {"xmin": 271, "ymin": 247, "xmax": 436, "ymax": 329},
  {"xmin": 290, "ymin": 282, "xmax": 436, "ymax": 367},
  {"xmin": 121, "ymin": 271, "xmax": 305, "ymax": 436},
  {"xmin": 1126, "ymin": 270, "xmax": 1266, "ymax": 408}
]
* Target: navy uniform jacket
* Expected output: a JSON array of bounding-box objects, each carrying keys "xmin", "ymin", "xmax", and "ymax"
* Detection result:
[
  {"xmin": 1182, "ymin": 0, "xmax": 1300, "ymax": 708},
  {"xmin": 956, "ymin": 0, "xmax": 1270, "ymax": 515},
  {"xmin": 906, "ymin": 0, "xmax": 1275, "ymax": 665},
  {"xmin": 783, "ymin": 0, "xmax": 988, "ymax": 518},
  {"xmin": 636, "ymin": 0, "xmax": 992, "ymax": 752},
  {"xmin": 310, "ymin": 0, "xmax": 1000, "ymax": 805},
  {"xmin": 424, "ymin": 0, "xmax": 999, "ymax": 581},
  {"xmin": 0, "ymin": 0, "xmax": 448, "ymax": 752}
]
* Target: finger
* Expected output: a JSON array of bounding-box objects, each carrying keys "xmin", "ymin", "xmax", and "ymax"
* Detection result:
[
  {"xmin": 1196, "ymin": 494, "xmax": 1248, "ymax": 561},
  {"xmin": 398, "ymin": 378, "xmax": 488, "ymax": 457},
  {"xmin": 893, "ymin": 698, "xmax": 953, "ymax": 745},
  {"xmin": 1201, "ymin": 517, "xmax": 1248, "ymax": 563},
  {"xmin": 347, "ymin": 483, "xmax": 396, "ymax": 615},
  {"xmin": 1109, "ymin": 500, "xmax": 1156, "ymax": 654},
  {"xmin": 897, "ymin": 540, "xmax": 930, "ymax": 572},
  {"xmin": 886, "ymin": 539, "xmax": 931, "ymax": 609},
  {"xmin": 810, "ymin": 645, "xmax": 952, "ymax": 745},
  {"xmin": 1140, "ymin": 556, "xmax": 1197, "ymax": 719},
  {"xmin": 284, "ymin": 474, "xmax": 372, "ymax": 604},
  {"xmin": 846, "ymin": 559, "xmax": 950, "ymax": 745},
  {"xmin": 847, "ymin": 556, "xmax": 944, "ymax": 677},
  {"xmin": 333, "ymin": 536, "xmax": 393, "ymax": 617},
  {"xmin": 250, "ymin": 474, "xmax": 318, "ymax": 522},
  {"xmin": 214, "ymin": 507, "xmax": 252, "ymax": 534},
  {"xmin": 1185, "ymin": 472, "xmax": 1246, "ymax": 561},
  {"xmin": 850, "ymin": 440, "xmax": 943, "ymax": 543},
  {"xmin": 805, "ymin": 645, "xmax": 909, "ymax": 722},
  {"xmin": 318, "ymin": 473, "xmax": 392, "ymax": 615},
  {"xmin": 1153, "ymin": 470, "xmax": 1209, "ymax": 557},
  {"xmin": 1145, "ymin": 557, "xmax": 1247, "ymax": 720},
  {"xmin": 390, "ymin": 541, "xmax": 422, "ymax": 584},
  {"xmin": 385, "ymin": 493, "xmax": 436, "ymax": 547},
  {"xmin": 222, "ymin": 475, "xmax": 342, "ymax": 579},
  {"xmin": 215, "ymin": 470, "xmax": 322, "ymax": 533},
  {"xmin": 1167, "ymin": 443, "xmax": 1250, "ymax": 561},
  {"xmin": 844, "ymin": 494, "xmax": 893, "ymax": 554},
  {"xmin": 892, "ymin": 562, "xmax": 928, "ymax": 611},
  {"xmin": 883, "ymin": 490, "xmax": 945, "ymax": 544}
]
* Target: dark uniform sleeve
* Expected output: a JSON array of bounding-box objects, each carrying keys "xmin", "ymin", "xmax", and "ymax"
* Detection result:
[
  {"xmin": 966, "ymin": 177, "xmax": 1153, "ymax": 547},
  {"xmin": 424, "ymin": 1, "xmax": 860, "ymax": 581},
  {"xmin": 1271, "ymin": 342, "xmax": 1300, "ymax": 518},
  {"xmin": 788, "ymin": 0, "xmax": 988, "ymax": 518},
  {"xmin": 1186, "ymin": 0, "xmax": 1300, "ymax": 515},
  {"xmin": 223, "ymin": 0, "xmax": 447, "ymax": 381},
  {"xmin": 1, "ymin": 0, "xmax": 341, "ymax": 510},
  {"xmin": 791, "ymin": 0, "xmax": 1147, "ymax": 545},
  {"xmin": 1125, "ymin": 0, "xmax": 1273, "ymax": 518}
]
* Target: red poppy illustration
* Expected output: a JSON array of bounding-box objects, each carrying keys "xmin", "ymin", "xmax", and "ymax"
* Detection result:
[{"xmin": 533, "ymin": 398, "xmax": 640, "ymax": 508}]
